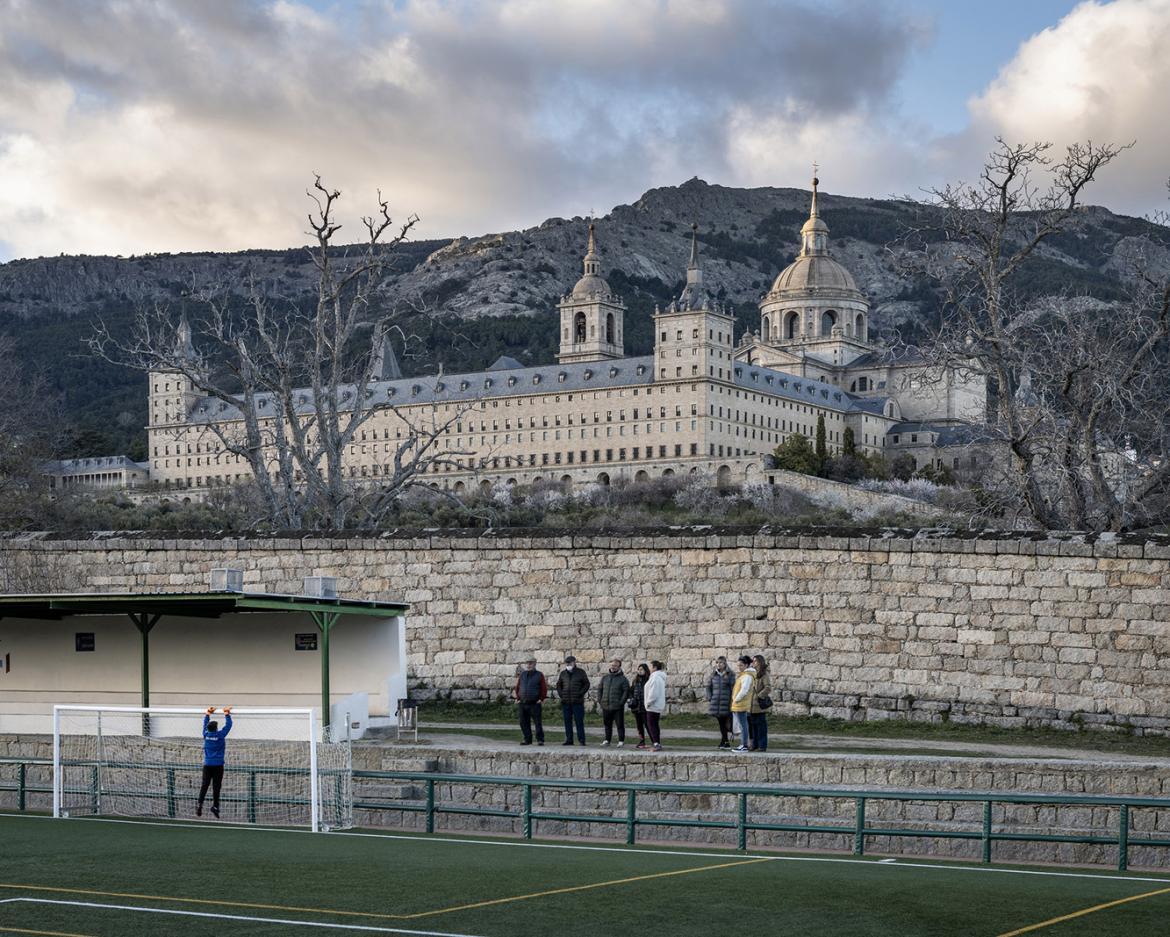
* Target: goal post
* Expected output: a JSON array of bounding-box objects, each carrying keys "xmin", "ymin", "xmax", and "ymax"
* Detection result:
[{"xmin": 51, "ymin": 705, "xmax": 351, "ymax": 832}]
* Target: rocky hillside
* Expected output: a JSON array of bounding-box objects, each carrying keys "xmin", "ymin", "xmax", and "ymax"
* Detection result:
[{"xmin": 1, "ymin": 178, "xmax": 1165, "ymax": 458}]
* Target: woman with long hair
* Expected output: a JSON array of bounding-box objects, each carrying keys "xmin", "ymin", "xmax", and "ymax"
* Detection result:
[
  {"xmin": 644, "ymin": 660, "xmax": 667, "ymax": 751},
  {"xmin": 749, "ymin": 654, "xmax": 770, "ymax": 753},
  {"xmin": 629, "ymin": 663, "xmax": 650, "ymax": 749}
]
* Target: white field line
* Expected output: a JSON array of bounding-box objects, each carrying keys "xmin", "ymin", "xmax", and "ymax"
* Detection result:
[
  {"xmin": 4, "ymin": 811, "xmax": 1170, "ymax": 887},
  {"xmin": 0, "ymin": 898, "xmax": 485, "ymax": 936}
]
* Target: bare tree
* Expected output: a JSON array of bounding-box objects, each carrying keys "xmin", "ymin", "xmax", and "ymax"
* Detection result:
[
  {"xmin": 92, "ymin": 177, "xmax": 477, "ymax": 529},
  {"xmin": 904, "ymin": 138, "xmax": 1170, "ymax": 531}
]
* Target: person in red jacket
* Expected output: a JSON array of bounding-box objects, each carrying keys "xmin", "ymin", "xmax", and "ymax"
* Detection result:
[{"xmin": 513, "ymin": 657, "xmax": 547, "ymax": 746}]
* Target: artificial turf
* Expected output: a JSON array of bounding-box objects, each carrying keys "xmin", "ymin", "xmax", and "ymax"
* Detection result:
[{"xmin": 2, "ymin": 813, "xmax": 1170, "ymax": 936}]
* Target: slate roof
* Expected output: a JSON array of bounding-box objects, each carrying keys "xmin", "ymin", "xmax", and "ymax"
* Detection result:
[
  {"xmin": 846, "ymin": 345, "xmax": 927, "ymax": 368},
  {"xmin": 187, "ymin": 355, "xmax": 897, "ymax": 423}
]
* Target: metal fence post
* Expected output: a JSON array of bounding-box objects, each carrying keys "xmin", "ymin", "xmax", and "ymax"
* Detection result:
[
  {"xmin": 90, "ymin": 765, "xmax": 99, "ymax": 815},
  {"xmin": 166, "ymin": 768, "xmax": 176, "ymax": 819},
  {"xmin": 1119, "ymin": 804, "xmax": 1130, "ymax": 872},
  {"xmin": 626, "ymin": 790, "xmax": 637, "ymax": 845},
  {"xmin": 426, "ymin": 779, "xmax": 435, "ymax": 834},
  {"xmin": 17, "ymin": 763, "xmax": 26, "ymax": 812},
  {"xmin": 853, "ymin": 797, "xmax": 866, "ymax": 856},
  {"xmin": 248, "ymin": 771, "xmax": 257, "ymax": 824},
  {"xmin": 523, "ymin": 784, "xmax": 533, "ymax": 840},
  {"xmin": 737, "ymin": 793, "xmax": 748, "ymax": 852},
  {"xmin": 982, "ymin": 800, "xmax": 992, "ymax": 864}
]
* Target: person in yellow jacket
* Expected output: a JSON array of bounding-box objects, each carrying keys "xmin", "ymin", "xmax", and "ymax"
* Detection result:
[{"xmin": 730, "ymin": 655, "xmax": 756, "ymax": 753}]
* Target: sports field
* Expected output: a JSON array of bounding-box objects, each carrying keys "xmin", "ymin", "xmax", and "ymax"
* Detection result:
[{"xmin": 2, "ymin": 813, "xmax": 1169, "ymax": 937}]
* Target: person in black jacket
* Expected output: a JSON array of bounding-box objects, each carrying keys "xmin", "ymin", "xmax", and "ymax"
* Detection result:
[
  {"xmin": 706, "ymin": 656, "xmax": 735, "ymax": 749},
  {"xmin": 629, "ymin": 663, "xmax": 650, "ymax": 749},
  {"xmin": 555, "ymin": 655, "xmax": 590, "ymax": 746},
  {"xmin": 513, "ymin": 657, "xmax": 547, "ymax": 746},
  {"xmin": 598, "ymin": 659, "xmax": 631, "ymax": 747}
]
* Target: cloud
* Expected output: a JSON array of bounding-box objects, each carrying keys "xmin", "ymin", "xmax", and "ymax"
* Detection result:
[
  {"xmin": 0, "ymin": 0, "xmax": 925, "ymax": 258},
  {"xmin": 965, "ymin": 0, "xmax": 1170, "ymax": 216}
]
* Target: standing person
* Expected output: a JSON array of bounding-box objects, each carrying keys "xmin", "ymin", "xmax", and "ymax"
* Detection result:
[
  {"xmin": 598, "ymin": 659, "xmax": 631, "ymax": 747},
  {"xmin": 513, "ymin": 657, "xmax": 547, "ymax": 746},
  {"xmin": 706, "ymin": 656, "xmax": 735, "ymax": 749},
  {"xmin": 730, "ymin": 656, "xmax": 756, "ymax": 753},
  {"xmin": 197, "ymin": 705, "xmax": 233, "ymax": 818},
  {"xmin": 629, "ymin": 663, "xmax": 650, "ymax": 749},
  {"xmin": 750, "ymin": 655, "xmax": 771, "ymax": 753},
  {"xmin": 556, "ymin": 655, "xmax": 590, "ymax": 746},
  {"xmin": 644, "ymin": 661, "xmax": 667, "ymax": 752}
]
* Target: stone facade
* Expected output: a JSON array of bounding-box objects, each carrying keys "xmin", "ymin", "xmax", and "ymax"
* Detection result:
[{"xmin": 3, "ymin": 528, "xmax": 1168, "ymax": 733}]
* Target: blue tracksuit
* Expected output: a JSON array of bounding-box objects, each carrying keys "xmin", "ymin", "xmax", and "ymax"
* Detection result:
[{"xmin": 202, "ymin": 714, "xmax": 233, "ymax": 766}]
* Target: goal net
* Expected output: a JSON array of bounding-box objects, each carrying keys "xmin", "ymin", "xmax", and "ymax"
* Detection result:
[{"xmin": 52, "ymin": 706, "xmax": 352, "ymax": 831}]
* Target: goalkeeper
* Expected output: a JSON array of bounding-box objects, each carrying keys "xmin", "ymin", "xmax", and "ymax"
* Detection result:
[{"xmin": 196, "ymin": 706, "xmax": 233, "ymax": 818}]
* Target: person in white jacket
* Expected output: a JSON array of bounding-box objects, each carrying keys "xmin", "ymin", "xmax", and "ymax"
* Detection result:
[{"xmin": 644, "ymin": 661, "xmax": 667, "ymax": 751}]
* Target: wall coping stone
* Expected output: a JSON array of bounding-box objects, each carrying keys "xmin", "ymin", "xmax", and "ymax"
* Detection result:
[{"xmin": 2, "ymin": 525, "xmax": 1170, "ymax": 560}]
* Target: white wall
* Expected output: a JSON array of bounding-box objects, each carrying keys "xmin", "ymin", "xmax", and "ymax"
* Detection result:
[{"xmin": 0, "ymin": 611, "xmax": 405, "ymax": 734}]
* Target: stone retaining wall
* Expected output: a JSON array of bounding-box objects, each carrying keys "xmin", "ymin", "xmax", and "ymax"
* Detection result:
[
  {"xmin": 355, "ymin": 745, "xmax": 1170, "ymax": 868},
  {"xmin": 2, "ymin": 528, "xmax": 1169, "ymax": 732}
]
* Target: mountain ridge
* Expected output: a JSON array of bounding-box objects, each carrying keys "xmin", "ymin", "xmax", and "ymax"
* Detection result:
[{"xmin": 1, "ymin": 177, "xmax": 1164, "ymax": 459}]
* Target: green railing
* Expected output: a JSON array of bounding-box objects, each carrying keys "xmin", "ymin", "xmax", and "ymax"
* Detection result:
[
  {"xmin": 349, "ymin": 770, "xmax": 1170, "ymax": 873},
  {"xmin": 4, "ymin": 759, "xmax": 1169, "ymax": 872},
  {"xmin": 0, "ymin": 757, "xmax": 346, "ymax": 824}
]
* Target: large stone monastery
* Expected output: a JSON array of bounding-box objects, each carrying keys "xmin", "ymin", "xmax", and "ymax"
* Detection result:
[{"xmin": 145, "ymin": 179, "xmax": 985, "ymax": 493}]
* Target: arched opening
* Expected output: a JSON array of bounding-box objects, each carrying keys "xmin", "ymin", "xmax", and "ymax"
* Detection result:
[
  {"xmin": 821, "ymin": 309, "xmax": 837, "ymax": 336},
  {"xmin": 634, "ymin": 469, "xmax": 649, "ymax": 483},
  {"xmin": 761, "ymin": 315, "xmax": 770, "ymax": 340},
  {"xmin": 506, "ymin": 478, "xmax": 517, "ymax": 486},
  {"xmin": 574, "ymin": 311, "xmax": 586, "ymax": 343},
  {"xmin": 560, "ymin": 474, "xmax": 573, "ymax": 492},
  {"xmin": 785, "ymin": 311, "xmax": 799, "ymax": 340},
  {"xmin": 662, "ymin": 468, "xmax": 675, "ymax": 477},
  {"xmin": 597, "ymin": 472, "xmax": 610, "ymax": 486},
  {"xmin": 855, "ymin": 313, "xmax": 865, "ymax": 342},
  {"xmin": 479, "ymin": 480, "xmax": 492, "ymax": 493},
  {"xmin": 716, "ymin": 465, "xmax": 732, "ymax": 489},
  {"xmin": 605, "ymin": 312, "xmax": 615, "ymax": 345},
  {"xmin": 689, "ymin": 466, "xmax": 699, "ymax": 475},
  {"xmin": 453, "ymin": 480, "xmax": 466, "ymax": 494}
]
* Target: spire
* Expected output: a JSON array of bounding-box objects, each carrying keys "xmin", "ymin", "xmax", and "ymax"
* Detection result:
[
  {"xmin": 677, "ymin": 222, "xmax": 710, "ymax": 310},
  {"xmin": 800, "ymin": 169, "xmax": 830, "ymax": 257},
  {"xmin": 686, "ymin": 222, "xmax": 703, "ymax": 288},
  {"xmin": 175, "ymin": 312, "xmax": 197, "ymax": 362},
  {"xmin": 583, "ymin": 221, "xmax": 600, "ymax": 277},
  {"xmin": 370, "ymin": 325, "xmax": 403, "ymax": 381}
]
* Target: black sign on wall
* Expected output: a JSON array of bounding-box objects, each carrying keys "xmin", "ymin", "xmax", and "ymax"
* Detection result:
[
  {"xmin": 75, "ymin": 633, "xmax": 95, "ymax": 652},
  {"xmin": 294, "ymin": 633, "xmax": 318, "ymax": 651}
]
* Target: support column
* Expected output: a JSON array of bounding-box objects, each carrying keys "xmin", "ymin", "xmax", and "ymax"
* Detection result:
[
  {"xmin": 311, "ymin": 612, "xmax": 341, "ymax": 734},
  {"xmin": 129, "ymin": 613, "xmax": 161, "ymax": 735}
]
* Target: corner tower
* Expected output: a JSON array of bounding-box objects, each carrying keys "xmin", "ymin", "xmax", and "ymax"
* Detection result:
[
  {"xmin": 148, "ymin": 313, "xmax": 201, "ymax": 429},
  {"xmin": 653, "ymin": 224, "xmax": 736, "ymax": 382},
  {"xmin": 557, "ymin": 223, "xmax": 625, "ymax": 364}
]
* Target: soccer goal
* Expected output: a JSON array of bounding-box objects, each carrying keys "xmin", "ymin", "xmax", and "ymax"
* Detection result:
[{"xmin": 52, "ymin": 706, "xmax": 352, "ymax": 832}]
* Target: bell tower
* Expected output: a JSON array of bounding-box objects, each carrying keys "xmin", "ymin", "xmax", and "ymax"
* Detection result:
[{"xmin": 557, "ymin": 223, "xmax": 625, "ymax": 364}]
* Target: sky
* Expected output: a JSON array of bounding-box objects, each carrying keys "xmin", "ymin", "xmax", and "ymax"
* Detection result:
[{"xmin": 0, "ymin": 0, "xmax": 1167, "ymax": 261}]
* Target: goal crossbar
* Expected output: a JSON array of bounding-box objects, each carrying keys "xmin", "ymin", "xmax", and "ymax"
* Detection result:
[{"xmin": 52, "ymin": 705, "xmax": 333, "ymax": 832}]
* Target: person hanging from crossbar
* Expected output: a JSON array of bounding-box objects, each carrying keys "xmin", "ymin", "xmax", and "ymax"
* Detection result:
[{"xmin": 197, "ymin": 706, "xmax": 233, "ymax": 818}]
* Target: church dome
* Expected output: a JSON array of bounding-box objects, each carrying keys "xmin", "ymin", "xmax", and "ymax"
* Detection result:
[
  {"xmin": 770, "ymin": 253, "xmax": 859, "ymax": 294},
  {"xmin": 572, "ymin": 272, "xmax": 613, "ymax": 299}
]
